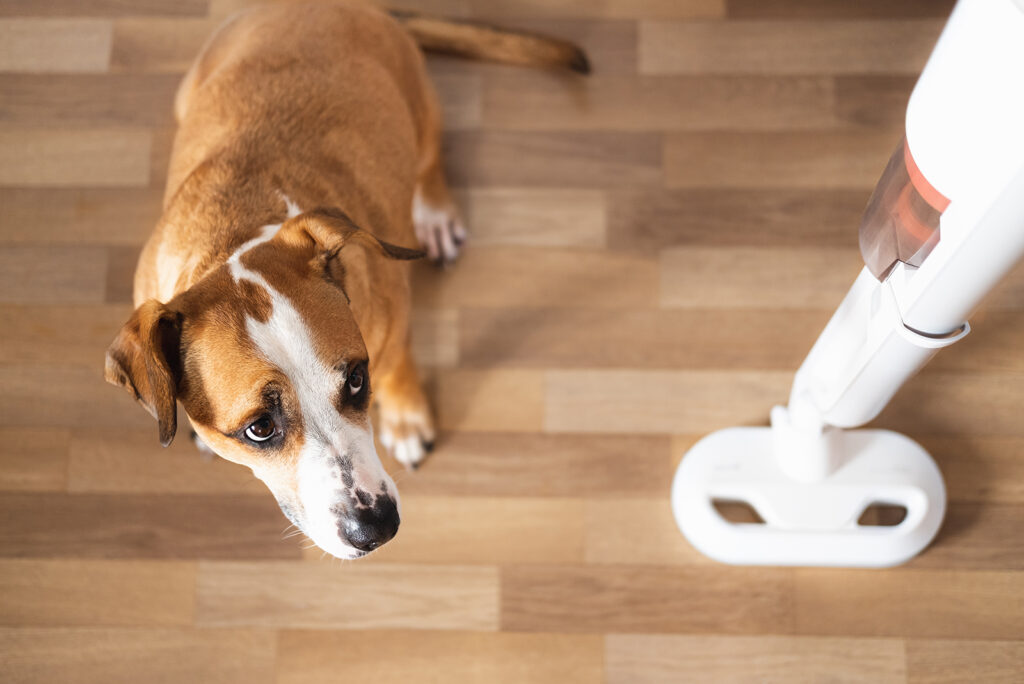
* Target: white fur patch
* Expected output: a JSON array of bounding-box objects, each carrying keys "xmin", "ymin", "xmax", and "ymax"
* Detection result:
[
  {"xmin": 282, "ymin": 193, "xmax": 302, "ymax": 219},
  {"xmin": 412, "ymin": 188, "xmax": 465, "ymax": 263},
  {"xmin": 227, "ymin": 196, "xmax": 397, "ymax": 559}
]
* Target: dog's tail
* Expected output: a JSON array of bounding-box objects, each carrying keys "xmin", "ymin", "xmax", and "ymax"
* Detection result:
[{"xmin": 390, "ymin": 11, "xmax": 590, "ymax": 74}]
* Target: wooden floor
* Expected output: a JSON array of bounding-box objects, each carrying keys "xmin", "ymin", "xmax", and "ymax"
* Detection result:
[{"xmin": 2, "ymin": 0, "xmax": 1024, "ymax": 681}]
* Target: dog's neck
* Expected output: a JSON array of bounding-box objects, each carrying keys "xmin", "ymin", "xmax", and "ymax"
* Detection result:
[{"xmin": 156, "ymin": 156, "xmax": 297, "ymax": 298}]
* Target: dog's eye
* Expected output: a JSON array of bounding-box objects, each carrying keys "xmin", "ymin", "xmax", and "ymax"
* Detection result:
[
  {"xmin": 347, "ymin": 364, "xmax": 366, "ymax": 396},
  {"xmin": 245, "ymin": 415, "xmax": 276, "ymax": 442}
]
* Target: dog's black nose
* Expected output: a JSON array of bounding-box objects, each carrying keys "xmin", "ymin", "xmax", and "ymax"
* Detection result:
[{"xmin": 341, "ymin": 495, "xmax": 400, "ymax": 552}]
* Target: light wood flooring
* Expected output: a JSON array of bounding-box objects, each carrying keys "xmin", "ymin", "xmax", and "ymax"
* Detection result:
[{"xmin": 2, "ymin": 0, "xmax": 1023, "ymax": 682}]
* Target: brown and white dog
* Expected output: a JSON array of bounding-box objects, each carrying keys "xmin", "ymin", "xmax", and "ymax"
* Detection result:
[{"xmin": 104, "ymin": 1, "xmax": 587, "ymax": 559}]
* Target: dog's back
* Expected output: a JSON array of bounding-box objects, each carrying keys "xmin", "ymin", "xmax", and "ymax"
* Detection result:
[{"xmin": 170, "ymin": 1, "xmax": 431, "ymax": 221}]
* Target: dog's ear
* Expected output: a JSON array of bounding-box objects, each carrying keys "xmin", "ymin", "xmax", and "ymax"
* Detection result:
[
  {"xmin": 105, "ymin": 300, "xmax": 183, "ymax": 447},
  {"xmin": 277, "ymin": 207, "xmax": 425, "ymax": 261}
]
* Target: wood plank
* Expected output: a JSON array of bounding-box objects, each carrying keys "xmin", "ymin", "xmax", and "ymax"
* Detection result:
[
  {"xmin": 907, "ymin": 503, "xmax": 1024, "ymax": 571},
  {"xmin": 278, "ymin": 629, "xmax": 603, "ymax": 684},
  {"xmin": 501, "ymin": 565, "xmax": 793, "ymax": 633},
  {"xmin": 146, "ymin": 125, "xmax": 176, "ymax": 187},
  {"xmin": 0, "ymin": 128, "xmax": 150, "ymax": 187},
  {"xmin": 67, "ymin": 429, "xmax": 267, "ymax": 495},
  {"xmin": 390, "ymin": 432, "xmax": 670, "ymax": 498},
  {"xmin": 0, "ymin": 246, "xmax": 108, "ymax": 304},
  {"xmin": 431, "ymin": 71, "xmax": 482, "ymax": 129},
  {"xmin": 443, "ymin": 131, "xmax": 663, "ymax": 187},
  {"xmin": 0, "ymin": 74, "xmax": 178, "ymax": 127},
  {"xmin": 459, "ymin": 307, "xmax": 827, "ymax": 370},
  {"xmin": 197, "ymin": 561, "xmax": 499, "ymax": 630},
  {"xmin": 835, "ymin": 75, "xmax": 916, "ymax": 130},
  {"xmin": 607, "ymin": 188, "xmax": 867, "ymax": 252},
  {"xmin": 0, "ymin": 364, "xmax": 153, "ymax": 430},
  {"xmin": 0, "ymin": 559, "xmax": 194, "ymax": 627},
  {"xmin": 0, "ymin": 19, "xmax": 111, "ymax": 73},
  {"xmin": 467, "ymin": 0, "xmax": 723, "ymax": 20},
  {"xmin": 0, "ymin": 188, "xmax": 160, "ymax": 245},
  {"xmin": 928, "ymin": 310, "xmax": 1024, "ymax": 372},
  {"xmin": 906, "ymin": 639, "xmax": 1024, "ymax": 684},
  {"xmin": 727, "ymin": 0, "xmax": 955, "ymax": 19},
  {"xmin": 660, "ymin": 247, "xmax": 865, "ymax": 309},
  {"xmin": 0, "ymin": 428, "xmax": 68, "ymax": 491},
  {"xmin": 411, "ymin": 308, "xmax": 459, "ymax": 368},
  {"xmin": 628, "ymin": 370, "xmax": 1024, "ymax": 441},
  {"xmin": 923, "ymin": 437, "xmax": 1024, "ymax": 504},
  {"xmin": 110, "ymin": 18, "xmax": 215, "ymax": 73},
  {"xmin": 482, "ymin": 75, "xmax": 837, "ymax": 131},
  {"xmin": 639, "ymin": 20, "xmax": 942, "ymax": 75},
  {"xmin": 794, "ymin": 569, "xmax": 1024, "ymax": 640},
  {"xmin": 0, "ymin": 627, "xmax": 275, "ymax": 684},
  {"xmin": 453, "ymin": 188, "xmax": 606, "ymax": 248},
  {"xmin": 0, "ymin": 428, "xmax": 69, "ymax": 492},
  {"xmin": 323, "ymin": 496, "xmax": 585, "ymax": 566},
  {"xmin": 436, "ymin": 369, "xmax": 544, "ymax": 432},
  {"xmin": 545, "ymin": 370, "xmax": 790, "ymax": 434},
  {"xmin": 0, "ymin": 304, "xmax": 132, "ymax": 366},
  {"xmin": 586, "ymin": 498, "xmax": 713, "ymax": 566},
  {"xmin": 606, "ymin": 634, "xmax": 906, "ymax": 684},
  {"xmin": 0, "ymin": 0, "xmax": 210, "ymax": 17},
  {"xmin": 534, "ymin": 369, "xmax": 1024, "ymax": 440},
  {"xmin": 411, "ymin": 247, "xmax": 659, "ymax": 309},
  {"xmin": 104, "ymin": 244, "xmax": 140, "ymax": 303},
  {"xmin": 672, "ymin": 295, "xmax": 1019, "ymax": 372},
  {"xmin": 0, "ymin": 493, "xmax": 300, "ymax": 559},
  {"xmin": 663, "ymin": 131, "xmax": 899, "ymax": 189},
  {"xmin": 986, "ymin": 257, "xmax": 1024, "ymax": 311},
  {"xmin": 877, "ymin": 371, "xmax": 1024, "ymax": 437}
]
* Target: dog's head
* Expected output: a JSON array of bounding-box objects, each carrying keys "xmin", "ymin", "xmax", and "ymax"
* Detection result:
[{"xmin": 105, "ymin": 208, "xmax": 422, "ymax": 559}]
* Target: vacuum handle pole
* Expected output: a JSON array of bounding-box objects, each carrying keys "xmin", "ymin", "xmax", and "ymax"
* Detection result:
[
  {"xmin": 773, "ymin": 0, "xmax": 1024, "ymax": 483},
  {"xmin": 789, "ymin": 161, "xmax": 1024, "ymax": 435},
  {"xmin": 897, "ymin": 163, "xmax": 1024, "ymax": 335}
]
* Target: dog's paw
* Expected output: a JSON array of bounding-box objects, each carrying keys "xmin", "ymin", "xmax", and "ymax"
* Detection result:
[
  {"xmin": 413, "ymin": 189, "xmax": 466, "ymax": 266},
  {"xmin": 378, "ymin": 404, "xmax": 436, "ymax": 471}
]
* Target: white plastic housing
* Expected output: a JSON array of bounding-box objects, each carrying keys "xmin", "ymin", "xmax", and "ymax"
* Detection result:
[
  {"xmin": 672, "ymin": 424, "xmax": 946, "ymax": 568},
  {"xmin": 900, "ymin": 0, "xmax": 1024, "ymax": 333},
  {"xmin": 906, "ymin": 0, "xmax": 1024, "ymax": 210},
  {"xmin": 671, "ymin": 0, "xmax": 1024, "ymax": 568}
]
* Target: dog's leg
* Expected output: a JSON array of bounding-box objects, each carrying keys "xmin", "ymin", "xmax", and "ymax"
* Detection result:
[
  {"xmin": 412, "ymin": 98, "xmax": 466, "ymax": 265},
  {"xmin": 375, "ymin": 348, "xmax": 435, "ymax": 470},
  {"xmin": 413, "ymin": 160, "xmax": 466, "ymax": 265}
]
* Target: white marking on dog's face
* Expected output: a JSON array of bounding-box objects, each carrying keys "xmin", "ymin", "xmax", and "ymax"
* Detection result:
[{"xmin": 224, "ymin": 201, "xmax": 399, "ymax": 559}]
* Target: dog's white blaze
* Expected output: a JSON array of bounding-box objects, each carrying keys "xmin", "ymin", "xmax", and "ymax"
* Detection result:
[{"xmin": 227, "ymin": 199, "xmax": 395, "ymax": 559}]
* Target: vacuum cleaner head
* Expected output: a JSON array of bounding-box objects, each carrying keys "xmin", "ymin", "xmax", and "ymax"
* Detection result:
[{"xmin": 671, "ymin": 421, "xmax": 946, "ymax": 568}]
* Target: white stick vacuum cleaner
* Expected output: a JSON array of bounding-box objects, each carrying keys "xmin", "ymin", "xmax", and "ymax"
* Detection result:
[{"xmin": 671, "ymin": 0, "xmax": 1024, "ymax": 567}]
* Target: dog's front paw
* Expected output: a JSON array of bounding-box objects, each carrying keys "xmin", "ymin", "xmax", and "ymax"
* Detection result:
[
  {"xmin": 378, "ymin": 402, "xmax": 436, "ymax": 470},
  {"xmin": 413, "ymin": 189, "xmax": 466, "ymax": 266}
]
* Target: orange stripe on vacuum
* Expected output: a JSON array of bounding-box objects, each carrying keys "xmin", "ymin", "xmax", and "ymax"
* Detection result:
[{"xmin": 904, "ymin": 139, "xmax": 951, "ymax": 212}]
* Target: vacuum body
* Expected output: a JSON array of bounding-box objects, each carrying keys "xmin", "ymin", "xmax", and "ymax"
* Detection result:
[{"xmin": 672, "ymin": 0, "xmax": 1024, "ymax": 567}]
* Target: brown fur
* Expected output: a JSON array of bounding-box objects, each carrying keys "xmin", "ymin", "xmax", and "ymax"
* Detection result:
[
  {"xmin": 390, "ymin": 11, "xmax": 590, "ymax": 73},
  {"xmin": 111, "ymin": 2, "xmax": 441, "ymax": 454},
  {"xmin": 103, "ymin": 1, "xmax": 588, "ymax": 541},
  {"xmin": 105, "ymin": 300, "xmax": 182, "ymax": 447}
]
